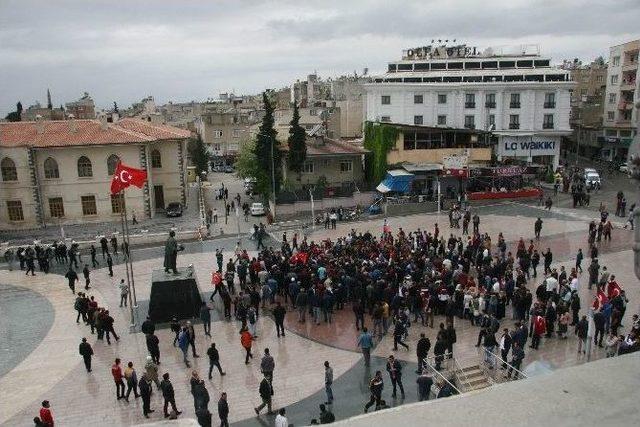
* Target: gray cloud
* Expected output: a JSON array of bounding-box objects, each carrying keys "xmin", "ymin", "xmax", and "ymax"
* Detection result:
[{"xmin": 0, "ymin": 0, "xmax": 638, "ymax": 116}]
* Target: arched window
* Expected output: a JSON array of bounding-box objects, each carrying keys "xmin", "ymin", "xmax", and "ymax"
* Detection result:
[
  {"xmin": 151, "ymin": 149, "xmax": 162, "ymax": 168},
  {"xmin": 43, "ymin": 157, "xmax": 60, "ymax": 179},
  {"xmin": 77, "ymin": 156, "xmax": 93, "ymax": 178},
  {"xmin": 1, "ymin": 157, "xmax": 17, "ymax": 181},
  {"xmin": 107, "ymin": 154, "xmax": 120, "ymax": 175}
]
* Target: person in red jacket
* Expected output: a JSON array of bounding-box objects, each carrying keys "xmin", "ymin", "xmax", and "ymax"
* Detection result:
[
  {"xmin": 39, "ymin": 400, "xmax": 54, "ymax": 426},
  {"xmin": 240, "ymin": 327, "xmax": 253, "ymax": 364},
  {"xmin": 531, "ymin": 315, "xmax": 546, "ymax": 350},
  {"xmin": 606, "ymin": 276, "xmax": 622, "ymax": 300},
  {"xmin": 111, "ymin": 358, "xmax": 125, "ymax": 400}
]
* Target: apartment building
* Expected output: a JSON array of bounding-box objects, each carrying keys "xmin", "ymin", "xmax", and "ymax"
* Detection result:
[{"xmin": 602, "ymin": 39, "xmax": 639, "ymax": 161}]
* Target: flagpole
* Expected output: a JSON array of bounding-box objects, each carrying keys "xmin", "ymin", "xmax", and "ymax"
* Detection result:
[
  {"xmin": 122, "ymin": 194, "xmax": 138, "ymax": 309},
  {"xmin": 119, "ymin": 190, "xmax": 135, "ymax": 329}
]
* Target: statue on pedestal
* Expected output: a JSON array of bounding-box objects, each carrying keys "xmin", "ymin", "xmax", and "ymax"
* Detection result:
[{"xmin": 164, "ymin": 231, "xmax": 184, "ymax": 274}]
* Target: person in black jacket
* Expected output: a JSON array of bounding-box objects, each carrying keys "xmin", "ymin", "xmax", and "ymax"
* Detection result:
[
  {"xmin": 415, "ymin": 333, "xmax": 431, "ymax": 373},
  {"xmin": 207, "ymin": 343, "xmax": 226, "ymax": 379},
  {"xmin": 160, "ymin": 373, "xmax": 181, "ymax": 418},
  {"xmin": 433, "ymin": 336, "xmax": 446, "ymax": 370},
  {"xmin": 218, "ymin": 392, "xmax": 229, "ymax": 427},
  {"xmin": 78, "ymin": 337, "xmax": 93, "ymax": 372},
  {"xmin": 416, "ymin": 370, "xmax": 433, "ymax": 401},
  {"xmin": 499, "ymin": 328, "xmax": 512, "ymax": 369},
  {"xmin": 141, "ymin": 316, "xmax": 155, "ymax": 335},
  {"xmin": 139, "ymin": 373, "xmax": 154, "ymax": 418},
  {"xmin": 385, "ymin": 355, "xmax": 404, "ymax": 399},
  {"xmin": 254, "ymin": 376, "xmax": 274, "ymax": 415},
  {"xmin": 146, "ymin": 332, "xmax": 160, "ymax": 364},
  {"xmin": 445, "ymin": 322, "xmax": 457, "ymax": 358},
  {"xmin": 193, "ymin": 380, "xmax": 211, "ymax": 426},
  {"xmin": 393, "ymin": 320, "xmax": 409, "ymax": 351},
  {"xmin": 364, "ymin": 371, "xmax": 384, "ymax": 413},
  {"xmin": 593, "ymin": 311, "xmax": 605, "ymax": 347},
  {"xmin": 273, "ymin": 301, "xmax": 286, "ymax": 337}
]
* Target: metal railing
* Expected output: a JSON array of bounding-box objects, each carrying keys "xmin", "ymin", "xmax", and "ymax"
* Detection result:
[
  {"xmin": 422, "ymin": 356, "xmax": 462, "ymax": 398},
  {"xmin": 450, "ymin": 356, "xmax": 473, "ymax": 391},
  {"xmin": 480, "ymin": 348, "xmax": 528, "ymax": 383}
]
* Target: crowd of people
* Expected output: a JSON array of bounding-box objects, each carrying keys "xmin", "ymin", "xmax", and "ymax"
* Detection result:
[{"xmin": 19, "ymin": 199, "xmax": 640, "ymax": 426}]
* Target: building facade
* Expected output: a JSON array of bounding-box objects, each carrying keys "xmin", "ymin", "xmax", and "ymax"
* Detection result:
[
  {"xmin": 0, "ymin": 117, "xmax": 190, "ymax": 230},
  {"xmin": 65, "ymin": 92, "xmax": 96, "ymax": 119},
  {"xmin": 602, "ymin": 39, "xmax": 639, "ymax": 162},
  {"xmin": 365, "ymin": 44, "xmax": 574, "ymax": 169},
  {"xmin": 195, "ymin": 108, "xmax": 259, "ymax": 162}
]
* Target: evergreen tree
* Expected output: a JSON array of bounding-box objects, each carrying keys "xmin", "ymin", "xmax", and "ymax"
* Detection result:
[
  {"xmin": 287, "ymin": 101, "xmax": 307, "ymax": 175},
  {"xmin": 47, "ymin": 88, "xmax": 52, "ymax": 110},
  {"xmin": 113, "ymin": 101, "xmax": 119, "ymax": 114},
  {"xmin": 253, "ymin": 91, "xmax": 281, "ymax": 197},
  {"xmin": 187, "ymin": 133, "xmax": 210, "ymax": 177},
  {"xmin": 5, "ymin": 101, "xmax": 22, "ymax": 122}
]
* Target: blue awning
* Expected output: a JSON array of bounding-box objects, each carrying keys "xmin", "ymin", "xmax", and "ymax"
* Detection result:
[{"xmin": 376, "ymin": 169, "xmax": 414, "ymax": 193}]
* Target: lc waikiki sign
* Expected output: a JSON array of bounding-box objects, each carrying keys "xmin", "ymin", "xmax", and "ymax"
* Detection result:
[{"xmin": 499, "ymin": 136, "xmax": 560, "ymax": 158}]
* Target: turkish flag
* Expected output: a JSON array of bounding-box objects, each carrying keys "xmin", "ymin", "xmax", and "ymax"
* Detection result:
[{"xmin": 110, "ymin": 162, "xmax": 147, "ymax": 194}]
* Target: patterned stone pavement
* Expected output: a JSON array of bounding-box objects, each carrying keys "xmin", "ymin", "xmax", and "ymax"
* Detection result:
[{"xmin": 0, "ymin": 201, "xmax": 637, "ymax": 426}]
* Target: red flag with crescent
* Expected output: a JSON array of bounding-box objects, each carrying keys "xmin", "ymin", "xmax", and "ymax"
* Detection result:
[{"xmin": 110, "ymin": 162, "xmax": 148, "ymax": 194}]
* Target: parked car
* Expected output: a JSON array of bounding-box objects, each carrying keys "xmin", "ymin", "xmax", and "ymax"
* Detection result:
[
  {"xmin": 583, "ymin": 168, "xmax": 601, "ymax": 189},
  {"xmin": 250, "ymin": 202, "xmax": 265, "ymax": 216},
  {"xmin": 224, "ymin": 165, "xmax": 234, "ymax": 173},
  {"xmin": 165, "ymin": 202, "xmax": 183, "ymax": 217},
  {"xmin": 619, "ymin": 163, "xmax": 630, "ymax": 173}
]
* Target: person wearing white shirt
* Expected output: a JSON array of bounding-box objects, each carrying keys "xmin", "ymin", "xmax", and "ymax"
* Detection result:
[
  {"xmin": 275, "ymin": 408, "xmax": 288, "ymax": 427},
  {"xmin": 570, "ymin": 277, "xmax": 580, "ymax": 292}
]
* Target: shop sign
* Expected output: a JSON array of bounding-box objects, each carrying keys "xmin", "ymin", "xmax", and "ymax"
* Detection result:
[
  {"xmin": 494, "ymin": 166, "xmax": 527, "ymax": 176},
  {"xmin": 499, "ymin": 136, "xmax": 560, "ymax": 157},
  {"xmin": 442, "ymin": 154, "xmax": 469, "ymax": 170}
]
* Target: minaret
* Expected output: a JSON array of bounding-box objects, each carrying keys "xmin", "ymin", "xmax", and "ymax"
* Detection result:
[{"xmin": 46, "ymin": 88, "xmax": 52, "ymax": 110}]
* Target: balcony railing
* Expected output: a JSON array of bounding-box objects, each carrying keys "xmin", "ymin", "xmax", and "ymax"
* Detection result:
[
  {"xmin": 543, "ymin": 102, "xmax": 556, "ymax": 108},
  {"xmin": 485, "ymin": 102, "xmax": 496, "ymax": 108},
  {"xmin": 543, "ymin": 122, "xmax": 554, "ymax": 129},
  {"xmin": 464, "ymin": 123, "xmax": 476, "ymax": 129},
  {"xmin": 510, "ymin": 102, "xmax": 521, "ymax": 108},
  {"xmin": 509, "ymin": 123, "xmax": 520, "ymax": 129},
  {"xmin": 465, "ymin": 102, "xmax": 476, "ymax": 108}
]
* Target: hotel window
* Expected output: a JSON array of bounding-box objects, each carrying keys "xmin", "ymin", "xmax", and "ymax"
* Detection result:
[
  {"xmin": 607, "ymin": 111, "xmax": 615, "ymax": 121},
  {"xmin": 381, "ymin": 95, "xmax": 391, "ymax": 105},
  {"xmin": 543, "ymin": 114, "xmax": 554, "ymax": 129},
  {"xmin": 544, "ymin": 93, "xmax": 556, "ymax": 108},
  {"xmin": 380, "ymin": 116, "xmax": 391, "ymax": 122},
  {"xmin": 213, "ymin": 130, "xmax": 223, "ymax": 138},
  {"xmin": 438, "ymin": 94, "xmax": 447, "ymax": 104},
  {"xmin": 437, "ymin": 115, "xmax": 447, "ymax": 125},
  {"xmin": 107, "ymin": 154, "xmax": 119, "ymax": 175},
  {"xmin": 509, "ymin": 114, "xmax": 520, "ymax": 129},
  {"xmin": 510, "ymin": 93, "xmax": 521, "ymax": 108},
  {"xmin": 303, "ymin": 162, "xmax": 314, "ymax": 174},
  {"xmin": 213, "ymin": 143, "xmax": 222, "ymax": 151},
  {"xmin": 49, "ymin": 197, "xmax": 64, "ymax": 218},
  {"xmin": 310, "ymin": 109, "xmax": 318, "ymax": 116},
  {"xmin": 43, "ymin": 157, "xmax": 60, "ymax": 179},
  {"xmin": 7, "ymin": 200, "xmax": 24, "ymax": 221},
  {"xmin": 465, "ymin": 93, "xmax": 476, "ymax": 108},
  {"xmin": 414, "ymin": 115, "xmax": 423, "ymax": 125},
  {"xmin": 111, "ymin": 193, "xmax": 125, "ymax": 214},
  {"xmin": 488, "ymin": 114, "xmax": 496, "ymax": 128},
  {"xmin": 464, "ymin": 115, "xmax": 475, "ymax": 129},
  {"xmin": 1, "ymin": 157, "xmax": 18, "ymax": 181},
  {"xmin": 596, "ymin": 75, "xmax": 603, "ymax": 83},
  {"xmin": 340, "ymin": 161, "xmax": 353, "ymax": 172},
  {"xmin": 414, "ymin": 94, "xmax": 423, "ymax": 104},
  {"xmin": 611, "ymin": 75, "xmax": 618, "ymax": 85},
  {"xmin": 77, "ymin": 156, "xmax": 93, "ymax": 178},
  {"xmin": 232, "ymin": 129, "xmax": 242, "ymax": 138},
  {"xmin": 609, "ymin": 93, "xmax": 617, "ymax": 104},
  {"xmin": 81, "ymin": 195, "xmax": 97, "ymax": 216},
  {"xmin": 485, "ymin": 93, "xmax": 496, "ymax": 108},
  {"xmin": 613, "ymin": 56, "xmax": 620, "ymax": 66}
]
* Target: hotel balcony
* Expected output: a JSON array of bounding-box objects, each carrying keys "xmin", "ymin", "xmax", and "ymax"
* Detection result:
[
  {"xmin": 620, "ymin": 80, "xmax": 636, "ymax": 91},
  {"xmin": 618, "ymin": 101, "xmax": 634, "ymax": 111}
]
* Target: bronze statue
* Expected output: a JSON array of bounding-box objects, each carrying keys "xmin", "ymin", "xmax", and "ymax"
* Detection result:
[{"xmin": 163, "ymin": 230, "xmax": 183, "ymax": 274}]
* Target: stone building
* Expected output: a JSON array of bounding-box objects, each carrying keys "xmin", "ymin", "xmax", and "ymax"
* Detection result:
[
  {"xmin": 0, "ymin": 115, "xmax": 190, "ymax": 230},
  {"xmin": 65, "ymin": 92, "xmax": 96, "ymax": 119}
]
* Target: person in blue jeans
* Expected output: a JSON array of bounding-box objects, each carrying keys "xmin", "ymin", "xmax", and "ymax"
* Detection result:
[{"xmin": 357, "ymin": 328, "xmax": 373, "ymax": 366}]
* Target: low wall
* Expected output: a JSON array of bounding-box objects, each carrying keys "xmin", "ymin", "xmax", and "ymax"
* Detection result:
[
  {"xmin": 275, "ymin": 191, "xmax": 375, "ymax": 219},
  {"xmin": 386, "ymin": 201, "xmax": 439, "ymax": 216}
]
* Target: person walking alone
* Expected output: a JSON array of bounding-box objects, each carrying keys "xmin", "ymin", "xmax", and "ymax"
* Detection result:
[
  {"xmin": 273, "ymin": 301, "xmax": 286, "ymax": 337},
  {"xmin": 241, "ymin": 327, "xmax": 253, "ymax": 364},
  {"xmin": 160, "ymin": 373, "xmax": 182, "ymax": 419},
  {"xmin": 357, "ymin": 327, "xmax": 373, "ymax": 366},
  {"xmin": 254, "ymin": 375, "xmax": 274, "ymax": 415},
  {"xmin": 386, "ymin": 355, "xmax": 405, "ymax": 399},
  {"xmin": 79, "ymin": 338, "xmax": 93, "ymax": 372},
  {"xmin": 82, "ymin": 264, "xmax": 91, "ymax": 290},
  {"xmin": 218, "ymin": 392, "xmax": 230, "ymax": 427},
  {"xmin": 324, "ymin": 361, "xmax": 334, "ymax": 405},
  {"xmin": 260, "ymin": 348, "xmax": 275, "ymax": 396},
  {"xmin": 178, "ymin": 327, "xmax": 191, "ymax": 368},
  {"xmin": 207, "ymin": 343, "xmax": 226, "ymax": 379}
]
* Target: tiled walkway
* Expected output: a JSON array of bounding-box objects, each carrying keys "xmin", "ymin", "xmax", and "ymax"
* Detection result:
[{"xmin": 0, "ymin": 203, "xmax": 637, "ymax": 426}]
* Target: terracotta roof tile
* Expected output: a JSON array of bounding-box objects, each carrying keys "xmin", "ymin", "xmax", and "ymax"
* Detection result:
[
  {"xmin": 0, "ymin": 118, "xmax": 190, "ymax": 148},
  {"xmin": 280, "ymin": 136, "xmax": 368, "ymax": 156}
]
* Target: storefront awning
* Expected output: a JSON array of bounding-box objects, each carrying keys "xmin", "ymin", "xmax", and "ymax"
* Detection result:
[{"xmin": 376, "ymin": 169, "xmax": 414, "ymax": 193}]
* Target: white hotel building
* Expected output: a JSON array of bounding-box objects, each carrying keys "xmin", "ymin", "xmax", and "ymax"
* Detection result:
[{"xmin": 365, "ymin": 44, "xmax": 574, "ymax": 169}]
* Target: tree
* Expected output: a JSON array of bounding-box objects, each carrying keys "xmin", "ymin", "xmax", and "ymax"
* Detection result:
[
  {"xmin": 187, "ymin": 134, "xmax": 210, "ymax": 177},
  {"xmin": 253, "ymin": 91, "xmax": 282, "ymax": 197},
  {"xmin": 113, "ymin": 102, "xmax": 119, "ymax": 114},
  {"xmin": 287, "ymin": 101, "xmax": 307, "ymax": 175},
  {"xmin": 235, "ymin": 139, "xmax": 269, "ymax": 197},
  {"xmin": 4, "ymin": 101, "xmax": 22, "ymax": 122},
  {"xmin": 47, "ymin": 88, "xmax": 52, "ymax": 110}
]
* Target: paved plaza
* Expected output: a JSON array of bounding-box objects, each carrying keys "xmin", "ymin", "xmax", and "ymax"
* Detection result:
[{"xmin": 0, "ymin": 201, "xmax": 638, "ymax": 426}]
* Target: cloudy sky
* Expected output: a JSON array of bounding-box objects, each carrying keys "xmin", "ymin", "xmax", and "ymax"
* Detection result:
[{"xmin": 0, "ymin": 0, "xmax": 638, "ymax": 116}]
